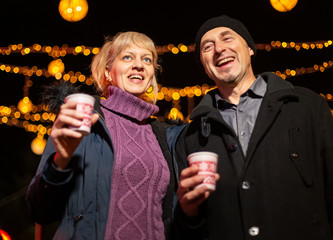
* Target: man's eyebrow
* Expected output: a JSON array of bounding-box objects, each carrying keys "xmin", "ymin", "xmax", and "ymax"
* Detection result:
[
  {"xmin": 220, "ymin": 30, "xmax": 233, "ymax": 37},
  {"xmin": 200, "ymin": 30, "xmax": 234, "ymax": 48},
  {"xmin": 200, "ymin": 39, "xmax": 213, "ymax": 48}
]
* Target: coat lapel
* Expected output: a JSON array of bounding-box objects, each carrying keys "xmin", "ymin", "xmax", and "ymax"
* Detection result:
[
  {"xmin": 243, "ymin": 72, "xmax": 299, "ymax": 172},
  {"xmin": 245, "ymin": 96, "xmax": 282, "ymax": 164}
]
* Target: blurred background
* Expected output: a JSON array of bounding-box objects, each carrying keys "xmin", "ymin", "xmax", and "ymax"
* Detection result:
[{"xmin": 0, "ymin": 0, "xmax": 332, "ymax": 239}]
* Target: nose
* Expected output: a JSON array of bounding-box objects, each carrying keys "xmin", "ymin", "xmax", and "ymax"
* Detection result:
[
  {"xmin": 215, "ymin": 41, "xmax": 226, "ymax": 54},
  {"xmin": 133, "ymin": 58, "xmax": 144, "ymax": 71}
]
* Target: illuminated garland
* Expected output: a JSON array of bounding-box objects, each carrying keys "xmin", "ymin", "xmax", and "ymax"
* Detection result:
[
  {"xmin": 1, "ymin": 39, "xmax": 332, "ymax": 154},
  {"xmin": 0, "ymin": 63, "xmax": 94, "ymax": 85},
  {"xmin": 0, "ymin": 103, "xmax": 53, "ymax": 136},
  {"xmin": 1, "ymin": 59, "xmax": 332, "ymax": 98},
  {"xmin": 0, "ymin": 40, "xmax": 332, "ymax": 56},
  {"xmin": 259, "ymin": 40, "xmax": 332, "ymax": 52},
  {"xmin": 0, "ymin": 89, "xmax": 332, "ymax": 153},
  {"xmin": 1, "ymin": 92, "xmax": 332, "ymax": 138},
  {"xmin": 1, "ymin": 40, "xmax": 332, "ymax": 146},
  {"xmin": 0, "ymin": 44, "xmax": 100, "ymax": 57},
  {"xmin": 275, "ymin": 60, "xmax": 333, "ymax": 79}
]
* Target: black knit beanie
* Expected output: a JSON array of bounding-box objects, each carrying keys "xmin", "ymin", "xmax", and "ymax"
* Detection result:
[{"xmin": 194, "ymin": 15, "xmax": 256, "ymax": 67}]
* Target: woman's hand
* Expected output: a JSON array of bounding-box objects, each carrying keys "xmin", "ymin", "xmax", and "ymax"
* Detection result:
[{"xmin": 50, "ymin": 101, "xmax": 99, "ymax": 170}]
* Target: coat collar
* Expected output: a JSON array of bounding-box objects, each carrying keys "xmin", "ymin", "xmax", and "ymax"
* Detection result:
[
  {"xmin": 190, "ymin": 72, "xmax": 299, "ymax": 121},
  {"xmin": 262, "ymin": 72, "xmax": 298, "ymax": 102}
]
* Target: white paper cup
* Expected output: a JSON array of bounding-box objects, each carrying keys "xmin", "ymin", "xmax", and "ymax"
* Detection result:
[
  {"xmin": 65, "ymin": 93, "xmax": 95, "ymax": 136},
  {"xmin": 187, "ymin": 151, "xmax": 218, "ymax": 191}
]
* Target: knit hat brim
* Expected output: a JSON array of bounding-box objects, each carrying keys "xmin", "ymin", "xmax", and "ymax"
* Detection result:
[{"xmin": 194, "ymin": 15, "xmax": 256, "ymax": 68}]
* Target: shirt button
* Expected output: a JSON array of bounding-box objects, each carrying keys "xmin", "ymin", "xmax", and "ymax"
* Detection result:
[
  {"xmin": 240, "ymin": 131, "xmax": 245, "ymax": 136},
  {"xmin": 242, "ymin": 181, "xmax": 250, "ymax": 189},
  {"xmin": 249, "ymin": 226, "xmax": 260, "ymax": 236}
]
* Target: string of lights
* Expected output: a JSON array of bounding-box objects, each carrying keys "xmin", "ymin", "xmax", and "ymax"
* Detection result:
[
  {"xmin": 0, "ymin": 62, "xmax": 94, "ymax": 85},
  {"xmin": 1, "ymin": 77, "xmax": 332, "ymax": 155},
  {"xmin": 274, "ymin": 60, "xmax": 333, "ymax": 79},
  {"xmin": 1, "ymin": 39, "xmax": 332, "ymax": 154},
  {"xmin": 1, "ymin": 91, "xmax": 332, "ymax": 136},
  {"xmin": 1, "ymin": 59, "xmax": 332, "ymax": 98},
  {"xmin": 0, "ymin": 40, "xmax": 332, "ymax": 56}
]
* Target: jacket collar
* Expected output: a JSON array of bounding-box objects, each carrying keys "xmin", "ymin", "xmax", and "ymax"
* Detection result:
[
  {"xmin": 262, "ymin": 72, "xmax": 298, "ymax": 102},
  {"xmin": 190, "ymin": 72, "xmax": 299, "ymax": 121}
]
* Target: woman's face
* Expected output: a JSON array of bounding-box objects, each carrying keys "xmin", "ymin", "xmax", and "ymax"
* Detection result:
[{"xmin": 106, "ymin": 45, "xmax": 155, "ymax": 97}]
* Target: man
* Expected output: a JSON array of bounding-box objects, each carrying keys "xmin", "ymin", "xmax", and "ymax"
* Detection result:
[{"xmin": 173, "ymin": 15, "xmax": 333, "ymax": 240}]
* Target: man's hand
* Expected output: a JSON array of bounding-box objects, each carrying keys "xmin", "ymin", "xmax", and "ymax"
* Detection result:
[{"xmin": 177, "ymin": 165, "xmax": 219, "ymax": 217}]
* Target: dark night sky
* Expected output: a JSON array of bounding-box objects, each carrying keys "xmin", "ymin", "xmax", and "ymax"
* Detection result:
[{"xmin": 0, "ymin": 0, "xmax": 332, "ymax": 239}]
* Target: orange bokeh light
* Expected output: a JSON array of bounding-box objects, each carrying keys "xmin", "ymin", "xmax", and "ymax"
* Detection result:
[{"xmin": 0, "ymin": 229, "xmax": 11, "ymax": 240}]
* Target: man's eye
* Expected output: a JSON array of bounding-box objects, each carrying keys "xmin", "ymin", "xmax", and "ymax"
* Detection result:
[
  {"xmin": 203, "ymin": 44, "xmax": 213, "ymax": 52},
  {"xmin": 223, "ymin": 37, "xmax": 232, "ymax": 42}
]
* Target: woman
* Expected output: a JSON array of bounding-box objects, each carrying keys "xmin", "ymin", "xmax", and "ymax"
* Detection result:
[{"xmin": 26, "ymin": 32, "xmax": 178, "ymax": 240}]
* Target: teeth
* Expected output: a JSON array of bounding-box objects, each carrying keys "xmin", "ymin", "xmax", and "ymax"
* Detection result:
[
  {"xmin": 217, "ymin": 57, "xmax": 234, "ymax": 66},
  {"xmin": 129, "ymin": 75, "xmax": 143, "ymax": 80}
]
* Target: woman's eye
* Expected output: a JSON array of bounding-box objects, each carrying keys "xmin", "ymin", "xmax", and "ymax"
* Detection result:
[
  {"xmin": 143, "ymin": 58, "xmax": 152, "ymax": 63},
  {"xmin": 123, "ymin": 55, "xmax": 132, "ymax": 61}
]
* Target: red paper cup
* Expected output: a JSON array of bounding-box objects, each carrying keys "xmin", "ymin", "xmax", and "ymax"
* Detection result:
[
  {"xmin": 65, "ymin": 93, "xmax": 95, "ymax": 136},
  {"xmin": 187, "ymin": 151, "xmax": 218, "ymax": 191}
]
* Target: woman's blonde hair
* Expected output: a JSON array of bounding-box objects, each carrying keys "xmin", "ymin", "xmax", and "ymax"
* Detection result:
[{"xmin": 91, "ymin": 31, "xmax": 161, "ymax": 103}]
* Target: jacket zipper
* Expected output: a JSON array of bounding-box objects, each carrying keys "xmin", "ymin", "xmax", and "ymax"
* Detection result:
[{"xmin": 73, "ymin": 214, "xmax": 83, "ymax": 228}]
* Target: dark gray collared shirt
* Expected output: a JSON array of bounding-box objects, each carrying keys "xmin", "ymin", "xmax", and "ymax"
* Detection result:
[{"xmin": 215, "ymin": 76, "xmax": 267, "ymax": 155}]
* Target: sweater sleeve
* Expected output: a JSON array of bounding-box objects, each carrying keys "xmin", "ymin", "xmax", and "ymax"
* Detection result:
[{"xmin": 26, "ymin": 138, "xmax": 74, "ymax": 224}]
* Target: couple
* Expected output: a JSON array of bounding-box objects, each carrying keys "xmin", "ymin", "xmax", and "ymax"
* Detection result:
[{"xmin": 27, "ymin": 15, "xmax": 333, "ymax": 240}]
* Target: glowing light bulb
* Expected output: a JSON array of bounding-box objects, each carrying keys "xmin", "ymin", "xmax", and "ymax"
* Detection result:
[
  {"xmin": 0, "ymin": 229, "xmax": 11, "ymax": 240},
  {"xmin": 18, "ymin": 97, "xmax": 33, "ymax": 114},
  {"xmin": 48, "ymin": 59, "xmax": 65, "ymax": 76},
  {"xmin": 168, "ymin": 108, "xmax": 184, "ymax": 121},
  {"xmin": 31, "ymin": 137, "xmax": 47, "ymax": 155},
  {"xmin": 59, "ymin": 0, "xmax": 88, "ymax": 22},
  {"xmin": 270, "ymin": 0, "xmax": 298, "ymax": 12}
]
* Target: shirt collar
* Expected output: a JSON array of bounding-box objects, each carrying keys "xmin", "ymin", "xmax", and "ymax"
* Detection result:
[
  {"xmin": 215, "ymin": 75, "xmax": 267, "ymax": 109},
  {"xmin": 247, "ymin": 75, "xmax": 267, "ymax": 98}
]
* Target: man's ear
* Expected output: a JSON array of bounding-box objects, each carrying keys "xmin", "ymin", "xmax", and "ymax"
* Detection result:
[{"xmin": 249, "ymin": 47, "xmax": 254, "ymax": 56}]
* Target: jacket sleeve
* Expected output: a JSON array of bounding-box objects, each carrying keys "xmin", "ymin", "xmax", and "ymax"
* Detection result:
[
  {"xmin": 171, "ymin": 125, "xmax": 208, "ymax": 240},
  {"xmin": 320, "ymin": 99, "xmax": 333, "ymax": 233},
  {"xmin": 26, "ymin": 138, "xmax": 74, "ymax": 224}
]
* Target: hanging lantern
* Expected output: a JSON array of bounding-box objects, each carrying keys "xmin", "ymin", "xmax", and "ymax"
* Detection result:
[
  {"xmin": 58, "ymin": 0, "xmax": 89, "ymax": 22},
  {"xmin": 31, "ymin": 137, "xmax": 47, "ymax": 155},
  {"xmin": 270, "ymin": 0, "xmax": 298, "ymax": 12},
  {"xmin": 17, "ymin": 97, "xmax": 33, "ymax": 114},
  {"xmin": 168, "ymin": 108, "xmax": 184, "ymax": 121},
  {"xmin": 48, "ymin": 59, "xmax": 65, "ymax": 76}
]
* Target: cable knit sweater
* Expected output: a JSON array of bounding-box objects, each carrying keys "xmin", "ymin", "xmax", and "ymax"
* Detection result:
[{"xmin": 100, "ymin": 86, "xmax": 170, "ymax": 240}]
